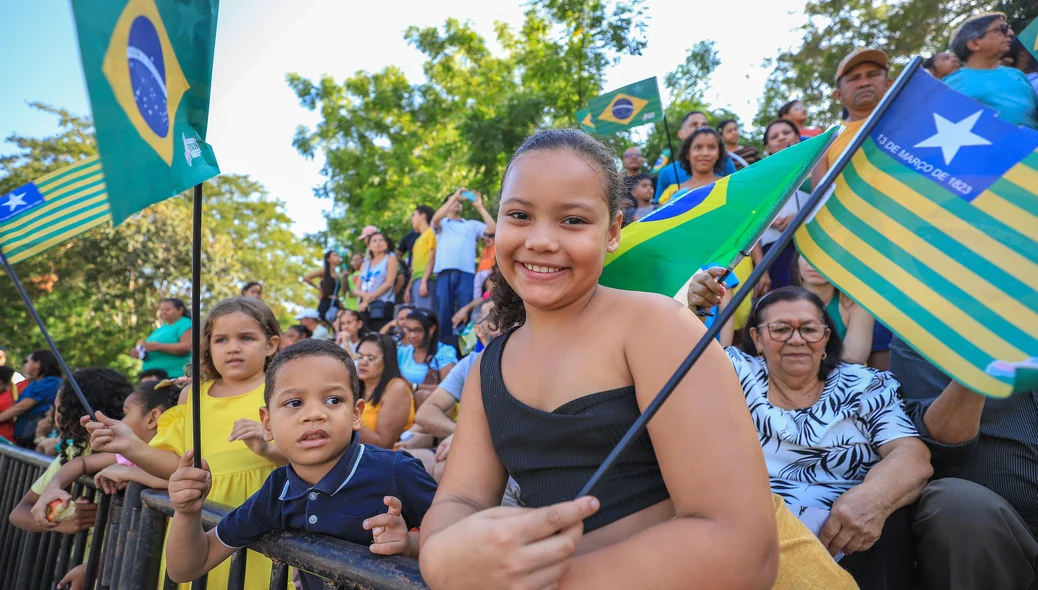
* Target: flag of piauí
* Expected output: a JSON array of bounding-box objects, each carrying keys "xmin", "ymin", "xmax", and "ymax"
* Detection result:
[
  {"xmin": 601, "ymin": 128, "xmax": 837, "ymax": 298},
  {"xmin": 0, "ymin": 157, "xmax": 112, "ymax": 264},
  {"xmin": 576, "ymin": 108, "xmax": 596, "ymax": 133},
  {"xmin": 1020, "ymin": 17, "xmax": 1038, "ymax": 61},
  {"xmin": 587, "ymin": 77, "xmax": 663, "ymax": 135},
  {"xmin": 796, "ymin": 71, "xmax": 1038, "ymax": 398},
  {"xmin": 72, "ymin": 0, "xmax": 220, "ymax": 224},
  {"xmin": 650, "ymin": 148, "xmax": 671, "ymax": 174}
]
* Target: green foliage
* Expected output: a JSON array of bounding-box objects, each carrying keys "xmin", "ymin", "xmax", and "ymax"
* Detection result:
[
  {"xmin": 0, "ymin": 105, "xmax": 319, "ymax": 370},
  {"xmin": 289, "ymin": 0, "xmax": 647, "ymax": 250},
  {"xmin": 753, "ymin": 0, "xmax": 1038, "ymax": 131}
]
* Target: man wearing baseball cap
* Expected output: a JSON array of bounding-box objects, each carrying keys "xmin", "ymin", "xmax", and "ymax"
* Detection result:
[
  {"xmin": 294, "ymin": 309, "xmax": 331, "ymax": 341},
  {"xmin": 811, "ymin": 47, "xmax": 892, "ymax": 187}
]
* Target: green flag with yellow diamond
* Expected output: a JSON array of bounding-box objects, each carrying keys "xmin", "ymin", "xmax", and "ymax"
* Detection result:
[
  {"xmin": 576, "ymin": 108, "xmax": 597, "ymax": 133},
  {"xmin": 1020, "ymin": 17, "xmax": 1038, "ymax": 61},
  {"xmin": 71, "ymin": 0, "xmax": 220, "ymax": 224},
  {"xmin": 587, "ymin": 77, "xmax": 663, "ymax": 135}
]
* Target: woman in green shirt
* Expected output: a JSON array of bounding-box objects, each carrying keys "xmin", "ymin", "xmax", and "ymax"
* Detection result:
[{"xmin": 136, "ymin": 298, "xmax": 192, "ymax": 378}]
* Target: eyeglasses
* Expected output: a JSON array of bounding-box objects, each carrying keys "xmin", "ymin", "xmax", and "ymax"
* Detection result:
[
  {"xmin": 355, "ymin": 354, "xmax": 383, "ymax": 363},
  {"xmin": 757, "ymin": 322, "xmax": 829, "ymax": 343},
  {"xmin": 982, "ymin": 23, "xmax": 1011, "ymax": 37},
  {"xmin": 623, "ymin": 152, "xmax": 641, "ymax": 159}
]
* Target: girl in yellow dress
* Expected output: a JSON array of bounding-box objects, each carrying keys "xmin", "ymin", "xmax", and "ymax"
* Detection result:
[{"xmin": 86, "ymin": 297, "xmax": 285, "ymax": 589}]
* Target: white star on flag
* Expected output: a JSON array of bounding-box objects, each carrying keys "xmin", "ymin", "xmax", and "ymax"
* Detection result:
[
  {"xmin": 3, "ymin": 192, "xmax": 26, "ymax": 212},
  {"xmin": 913, "ymin": 110, "xmax": 992, "ymax": 165}
]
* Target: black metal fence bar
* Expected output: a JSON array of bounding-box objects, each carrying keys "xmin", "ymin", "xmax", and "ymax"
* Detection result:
[{"xmin": 1, "ymin": 444, "xmax": 431, "ymax": 590}]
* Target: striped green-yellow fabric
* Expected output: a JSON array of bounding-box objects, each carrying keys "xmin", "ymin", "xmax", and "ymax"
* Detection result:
[
  {"xmin": 796, "ymin": 140, "xmax": 1038, "ymax": 398},
  {"xmin": 0, "ymin": 156, "xmax": 112, "ymax": 264}
]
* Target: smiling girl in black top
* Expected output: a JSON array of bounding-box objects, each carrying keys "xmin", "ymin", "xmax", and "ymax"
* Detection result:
[{"xmin": 418, "ymin": 129, "xmax": 780, "ymax": 589}]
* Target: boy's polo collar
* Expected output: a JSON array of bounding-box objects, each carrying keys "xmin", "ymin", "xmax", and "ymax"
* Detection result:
[{"xmin": 279, "ymin": 431, "xmax": 365, "ymax": 501}]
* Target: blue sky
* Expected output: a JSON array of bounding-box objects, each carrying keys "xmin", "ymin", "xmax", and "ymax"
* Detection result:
[{"xmin": 0, "ymin": 0, "xmax": 807, "ymax": 236}]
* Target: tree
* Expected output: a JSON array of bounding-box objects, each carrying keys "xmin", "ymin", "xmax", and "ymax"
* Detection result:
[
  {"xmin": 0, "ymin": 105, "xmax": 318, "ymax": 371},
  {"xmin": 753, "ymin": 0, "xmax": 1038, "ymax": 131},
  {"xmin": 288, "ymin": 0, "xmax": 647, "ymax": 249}
]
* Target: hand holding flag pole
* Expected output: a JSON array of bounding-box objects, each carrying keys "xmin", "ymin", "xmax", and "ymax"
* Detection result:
[{"xmin": 577, "ymin": 57, "xmax": 924, "ymax": 498}]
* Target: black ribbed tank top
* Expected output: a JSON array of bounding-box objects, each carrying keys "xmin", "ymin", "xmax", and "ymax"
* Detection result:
[{"xmin": 480, "ymin": 329, "xmax": 670, "ymax": 533}]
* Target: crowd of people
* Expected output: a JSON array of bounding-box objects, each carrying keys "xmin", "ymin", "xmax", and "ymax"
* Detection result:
[{"xmin": 1, "ymin": 11, "xmax": 1036, "ymax": 590}]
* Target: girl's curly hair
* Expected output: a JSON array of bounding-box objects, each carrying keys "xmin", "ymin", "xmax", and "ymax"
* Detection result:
[{"xmin": 55, "ymin": 368, "xmax": 133, "ymax": 464}]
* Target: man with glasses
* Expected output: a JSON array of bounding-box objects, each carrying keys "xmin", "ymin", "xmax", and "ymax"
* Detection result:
[
  {"xmin": 946, "ymin": 12, "xmax": 1038, "ymax": 129},
  {"xmin": 621, "ymin": 146, "xmax": 645, "ymax": 176}
]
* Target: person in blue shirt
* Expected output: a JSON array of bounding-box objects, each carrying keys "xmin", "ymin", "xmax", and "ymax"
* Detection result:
[
  {"xmin": 653, "ymin": 111, "xmax": 737, "ymax": 203},
  {"xmin": 0, "ymin": 350, "xmax": 62, "ymax": 448},
  {"xmin": 165, "ymin": 339, "xmax": 438, "ymax": 588},
  {"xmin": 430, "ymin": 189, "xmax": 497, "ymax": 347},
  {"xmin": 397, "ymin": 309, "xmax": 458, "ymax": 391},
  {"xmin": 946, "ymin": 12, "xmax": 1038, "ymax": 129}
]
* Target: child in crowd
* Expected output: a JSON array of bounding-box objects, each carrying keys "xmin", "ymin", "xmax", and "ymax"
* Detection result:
[
  {"xmin": 627, "ymin": 173, "xmax": 656, "ymax": 222},
  {"xmin": 84, "ymin": 297, "xmax": 285, "ymax": 589},
  {"xmin": 30, "ymin": 379, "xmax": 179, "ymax": 522},
  {"xmin": 417, "ymin": 129, "xmax": 855, "ymax": 589},
  {"xmin": 165, "ymin": 339, "xmax": 437, "ymax": 589},
  {"xmin": 335, "ymin": 309, "xmax": 367, "ymax": 355},
  {"xmin": 281, "ymin": 324, "xmax": 312, "ymax": 350},
  {"xmin": 8, "ymin": 368, "xmax": 134, "ymax": 590}
]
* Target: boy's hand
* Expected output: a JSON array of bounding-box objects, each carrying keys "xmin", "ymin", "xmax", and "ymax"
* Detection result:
[
  {"xmin": 82, "ymin": 412, "xmax": 137, "ymax": 454},
  {"xmin": 57, "ymin": 563, "xmax": 85, "ymax": 590},
  {"xmin": 94, "ymin": 464, "xmax": 133, "ymax": 495},
  {"xmin": 169, "ymin": 450, "xmax": 211, "ymax": 517},
  {"xmin": 229, "ymin": 418, "xmax": 269, "ymax": 456},
  {"xmin": 364, "ymin": 496, "xmax": 411, "ymax": 556},
  {"xmin": 31, "ymin": 486, "xmax": 72, "ymax": 528}
]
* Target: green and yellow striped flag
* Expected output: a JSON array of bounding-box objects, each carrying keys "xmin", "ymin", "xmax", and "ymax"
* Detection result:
[
  {"xmin": 0, "ymin": 157, "xmax": 112, "ymax": 264},
  {"xmin": 796, "ymin": 71, "xmax": 1038, "ymax": 398}
]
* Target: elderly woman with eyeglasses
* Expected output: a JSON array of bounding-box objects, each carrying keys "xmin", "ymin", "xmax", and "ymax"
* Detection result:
[{"xmin": 687, "ymin": 272, "xmax": 933, "ymax": 590}]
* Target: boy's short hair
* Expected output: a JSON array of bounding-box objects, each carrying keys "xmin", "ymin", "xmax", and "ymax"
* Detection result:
[
  {"xmin": 264, "ymin": 339, "xmax": 360, "ymax": 406},
  {"xmin": 630, "ymin": 173, "xmax": 651, "ymax": 184},
  {"xmin": 138, "ymin": 368, "xmax": 169, "ymax": 382},
  {"xmin": 415, "ymin": 205, "xmax": 435, "ymax": 224}
]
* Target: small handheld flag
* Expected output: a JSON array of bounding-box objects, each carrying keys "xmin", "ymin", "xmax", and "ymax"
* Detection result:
[
  {"xmin": 1019, "ymin": 17, "xmax": 1038, "ymax": 61},
  {"xmin": 587, "ymin": 77, "xmax": 663, "ymax": 135},
  {"xmin": 0, "ymin": 157, "xmax": 112, "ymax": 264},
  {"xmin": 601, "ymin": 128, "xmax": 837, "ymax": 299},
  {"xmin": 797, "ymin": 70, "xmax": 1038, "ymax": 398},
  {"xmin": 650, "ymin": 148, "xmax": 671, "ymax": 174},
  {"xmin": 71, "ymin": 0, "xmax": 220, "ymax": 224}
]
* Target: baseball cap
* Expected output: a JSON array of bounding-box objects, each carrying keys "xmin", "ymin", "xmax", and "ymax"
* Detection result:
[
  {"xmin": 834, "ymin": 47, "xmax": 889, "ymax": 85},
  {"xmin": 295, "ymin": 309, "xmax": 320, "ymax": 321},
  {"xmin": 359, "ymin": 225, "xmax": 379, "ymax": 241}
]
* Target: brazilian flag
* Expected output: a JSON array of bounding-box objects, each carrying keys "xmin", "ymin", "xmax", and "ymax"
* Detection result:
[
  {"xmin": 1020, "ymin": 17, "xmax": 1038, "ymax": 61},
  {"xmin": 576, "ymin": 108, "xmax": 596, "ymax": 133},
  {"xmin": 650, "ymin": 148, "xmax": 671, "ymax": 174},
  {"xmin": 601, "ymin": 129, "xmax": 837, "ymax": 298},
  {"xmin": 587, "ymin": 77, "xmax": 663, "ymax": 135},
  {"xmin": 72, "ymin": 0, "xmax": 220, "ymax": 224}
]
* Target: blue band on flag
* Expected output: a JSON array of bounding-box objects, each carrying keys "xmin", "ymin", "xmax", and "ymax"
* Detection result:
[
  {"xmin": 0, "ymin": 183, "xmax": 46, "ymax": 223},
  {"xmin": 869, "ymin": 73, "xmax": 1038, "ymax": 202}
]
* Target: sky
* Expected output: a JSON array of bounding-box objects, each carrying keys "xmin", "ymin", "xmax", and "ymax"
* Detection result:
[{"xmin": 0, "ymin": 0, "xmax": 808, "ymax": 237}]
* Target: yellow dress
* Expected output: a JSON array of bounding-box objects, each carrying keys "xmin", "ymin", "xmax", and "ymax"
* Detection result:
[
  {"xmin": 150, "ymin": 381, "xmax": 276, "ymax": 590},
  {"xmin": 772, "ymin": 495, "xmax": 859, "ymax": 589}
]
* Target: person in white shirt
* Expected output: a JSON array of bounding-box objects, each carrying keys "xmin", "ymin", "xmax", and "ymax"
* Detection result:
[{"xmin": 430, "ymin": 189, "xmax": 496, "ymax": 347}]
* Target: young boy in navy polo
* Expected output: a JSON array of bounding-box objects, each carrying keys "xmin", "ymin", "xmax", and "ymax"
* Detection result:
[{"xmin": 165, "ymin": 339, "xmax": 437, "ymax": 588}]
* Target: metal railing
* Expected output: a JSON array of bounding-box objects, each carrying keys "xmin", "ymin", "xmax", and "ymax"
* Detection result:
[{"xmin": 0, "ymin": 444, "xmax": 428, "ymax": 590}]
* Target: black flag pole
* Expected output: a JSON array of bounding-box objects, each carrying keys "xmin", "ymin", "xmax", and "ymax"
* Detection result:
[
  {"xmin": 660, "ymin": 113, "xmax": 682, "ymax": 198},
  {"xmin": 578, "ymin": 57, "xmax": 923, "ymax": 498},
  {"xmin": 0, "ymin": 251, "xmax": 95, "ymax": 418},
  {"xmin": 190, "ymin": 182, "xmax": 203, "ymax": 469}
]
